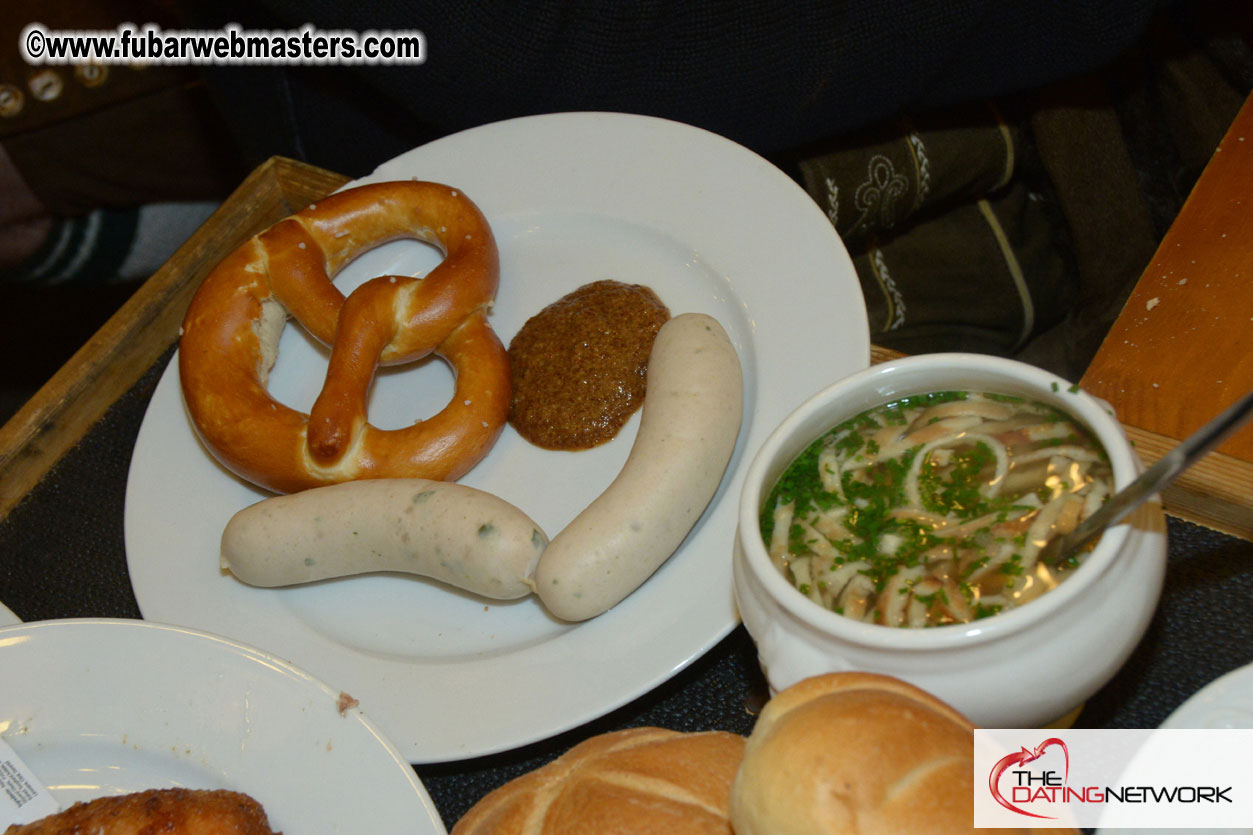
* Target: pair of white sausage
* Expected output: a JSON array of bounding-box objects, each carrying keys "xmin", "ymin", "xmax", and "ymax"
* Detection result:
[{"xmin": 220, "ymin": 312, "xmax": 743, "ymax": 619}]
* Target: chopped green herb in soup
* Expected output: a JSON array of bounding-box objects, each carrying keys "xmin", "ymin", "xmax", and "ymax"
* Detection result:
[{"xmin": 760, "ymin": 391, "xmax": 1112, "ymax": 627}]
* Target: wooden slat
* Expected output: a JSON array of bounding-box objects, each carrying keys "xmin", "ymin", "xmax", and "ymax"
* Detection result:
[
  {"xmin": 1121, "ymin": 426, "xmax": 1253, "ymax": 540},
  {"xmin": 0, "ymin": 157, "xmax": 351, "ymax": 521},
  {"xmin": 1081, "ymin": 92, "xmax": 1253, "ymax": 539},
  {"xmin": 869, "ymin": 345, "xmax": 906, "ymax": 365},
  {"xmin": 270, "ymin": 157, "xmax": 353, "ymax": 213}
]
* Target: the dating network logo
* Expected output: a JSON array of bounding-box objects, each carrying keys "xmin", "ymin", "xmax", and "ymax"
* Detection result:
[
  {"xmin": 988, "ymin": 737, "xmax": 1070, "ymax": 820},
  {"xmin": 975, "ymin": 727, "xmax": 1248, "ymax": 828}
]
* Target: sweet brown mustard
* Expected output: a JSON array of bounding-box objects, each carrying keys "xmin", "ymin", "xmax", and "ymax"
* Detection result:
[{"xmin": 507, "ymin": 280, "xmax": 670, "ymax": 450}]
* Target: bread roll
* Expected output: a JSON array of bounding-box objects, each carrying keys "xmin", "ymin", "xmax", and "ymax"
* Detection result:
[
  {"xmin": 452, "ymin": 727, "xmax": 746, "ymax": 835},
  {"xmin": 729, "ymin": 673, "xmax": 1078, "ymax": 835}
]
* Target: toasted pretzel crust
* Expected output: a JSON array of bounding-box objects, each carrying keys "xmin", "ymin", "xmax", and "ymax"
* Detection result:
[{"xmin": 178, "ymin": 180, "xmax": 510, "ymax": 494}]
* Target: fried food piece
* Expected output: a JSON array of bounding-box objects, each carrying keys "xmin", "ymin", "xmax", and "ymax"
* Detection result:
[{"xmin": 5, "ymin": 788, "xmax": 280, "ymax": 834}]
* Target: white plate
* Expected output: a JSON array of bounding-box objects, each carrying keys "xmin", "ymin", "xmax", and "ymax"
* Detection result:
[
  {"xmin": 124, "ymin": 112, "xmax": 868, "ymax": 762},
  {"xmin": 0, "ymin": 601, "xmax": 18, "ymax": 626},
  {"xmin": 0, "ymin": 619, "xmax": 444, "ymax": 833},
  {"xmin": 1158, "ymin": 662, "xmax": 1253, "ymax": 730},
  {"xmin": 1097, "ymin": 662, "xmax": 1253, "ymax": 835}
]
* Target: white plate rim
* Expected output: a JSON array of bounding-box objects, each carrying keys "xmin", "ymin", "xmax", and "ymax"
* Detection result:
[
  {"xmin": 124, "ymin": 111, "xmax": 869, "ymax": 763},
  {"xmin": 0, "ymin": 617, "xmax": 445, "ymax": 833},
  {"xmin": 1094, "ymin": 661, "xmax": 1253, "ymax": 835},
  {"xmin": 1160, "ymin": 661, "xmax": 1253, "ymax": 730}
]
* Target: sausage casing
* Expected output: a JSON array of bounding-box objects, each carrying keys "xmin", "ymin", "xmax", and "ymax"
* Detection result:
[
  {"xmin": 221, "ymin": 478, "xmax": 547, "ymax": 599},
  {"xmin": 535, "ymin": 313, "xmax": 744, "ymax": 620}
]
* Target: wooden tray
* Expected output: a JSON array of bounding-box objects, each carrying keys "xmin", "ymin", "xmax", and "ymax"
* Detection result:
[
  {"xmin": 3, "ymin": 132, "xmax": 1249, "ymax": 542},
  {"xmin": 1081, "ymin": 92, "xmax": 1253, "ymax": 540}
]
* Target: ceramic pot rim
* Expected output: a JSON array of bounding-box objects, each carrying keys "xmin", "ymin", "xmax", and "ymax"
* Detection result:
[{"xmin": 737, "ymin": 352, "xmax": 1138, "ymax": 651}]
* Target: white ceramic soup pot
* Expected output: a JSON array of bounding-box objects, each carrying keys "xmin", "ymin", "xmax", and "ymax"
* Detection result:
[{"xmin": 733, "ymin": 352, "xmax": 1166, "ymax": 728}]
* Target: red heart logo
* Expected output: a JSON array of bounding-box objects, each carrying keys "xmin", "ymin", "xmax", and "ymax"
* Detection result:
[{"xmin": 988, "ymin": 737, "xmax": 1070, "ymax": 819}]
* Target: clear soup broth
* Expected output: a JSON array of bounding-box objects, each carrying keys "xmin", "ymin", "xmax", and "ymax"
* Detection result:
[{"xmin": 760, "ymin": 391, "xmax": 1113, "ymax": 627}]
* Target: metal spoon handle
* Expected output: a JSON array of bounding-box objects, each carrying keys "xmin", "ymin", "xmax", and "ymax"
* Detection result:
[{"xmin": 1041, "ymin": 386, "xmax": 1253, "ymax": 564}]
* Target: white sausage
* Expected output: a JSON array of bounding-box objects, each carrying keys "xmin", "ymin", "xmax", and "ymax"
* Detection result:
[
  {"xmin": 535, "ymin": 313, "xmax": 744, "ymax": 621},
  {"xmin": 221, "ymin": 478, "xmax": 547, "ymax": 599}
]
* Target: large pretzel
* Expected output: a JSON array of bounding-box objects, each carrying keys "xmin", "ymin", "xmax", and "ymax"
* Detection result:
[{"xmin": 178, "ymin": 181, "xmax": 510, "ymax": 494}]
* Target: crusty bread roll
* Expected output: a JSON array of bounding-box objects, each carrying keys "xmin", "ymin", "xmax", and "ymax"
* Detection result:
[
  {"xmin": 729, "ymin": 673, "xmax": 1078, "ymax": 835},
  {"xmin": 452, "ymin": 727, "xmax": 746, "ymax": 835}
]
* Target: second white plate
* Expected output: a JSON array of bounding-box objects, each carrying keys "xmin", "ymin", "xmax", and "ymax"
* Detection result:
[
  {"xmin": 124, "ymin": 112, "xmax": 868, "ymax": 763},
  {"xmin": 0, "ymin": 619, "xmax": 444, "ymax": 833},
  {"xmin": 1097, "ymin": 662, "xmax": 1253, "ymax": 835}
]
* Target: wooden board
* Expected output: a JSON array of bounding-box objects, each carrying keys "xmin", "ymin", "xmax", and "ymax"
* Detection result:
[
  {"xmin": 4, "ymin": 140, "xmax": 1248, "ymax": 542},
  {"xmin": 0, "ymin": 158, "xmax": 351, "ymax": 521},
  {"xmin": 1082, "ymin": 92, "xmax": 1253, "ymax": 539}
]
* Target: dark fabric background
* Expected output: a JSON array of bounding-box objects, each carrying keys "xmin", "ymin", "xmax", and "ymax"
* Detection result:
[
  {"xmin": 175, "ymin": 0, "xmax": 1169, "ymax": 176},
  {"xmin": 163, "ymin": 0, "xmax": 1253, "ymax": 384}
]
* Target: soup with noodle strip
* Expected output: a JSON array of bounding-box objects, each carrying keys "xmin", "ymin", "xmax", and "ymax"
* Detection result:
[{"xmin": 760, "ymin": 391, "xmax": 1113, "ymax": 627}]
